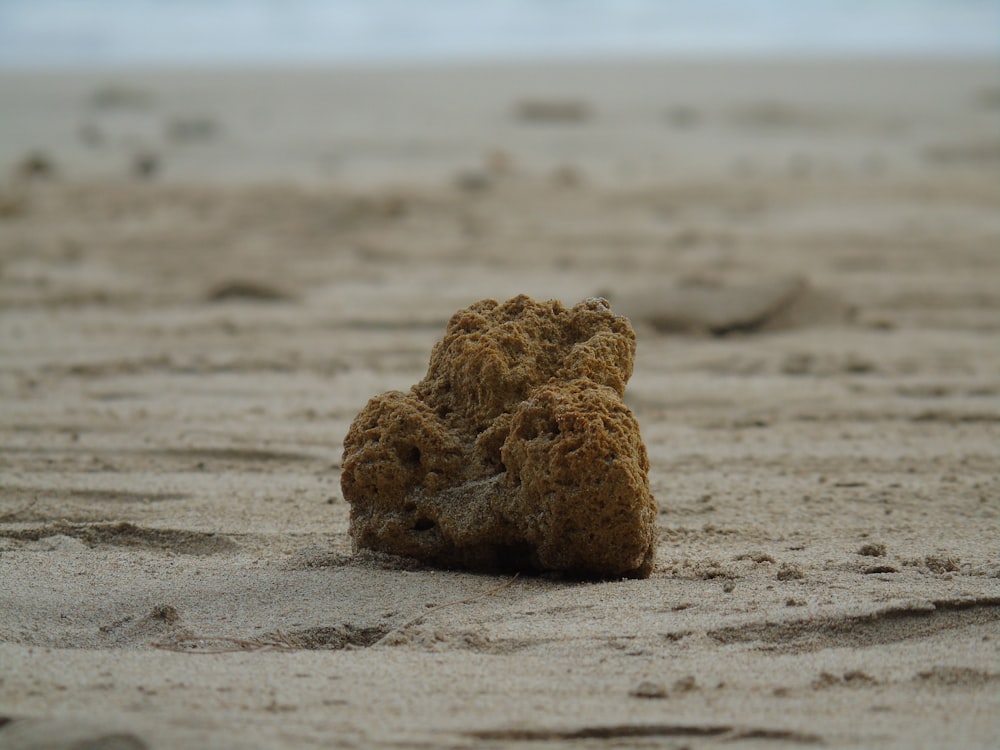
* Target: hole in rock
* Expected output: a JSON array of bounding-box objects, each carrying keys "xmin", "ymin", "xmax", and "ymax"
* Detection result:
[{"xmin": 413, "ymin": 517, "xmax": 436, "ymax": 532}]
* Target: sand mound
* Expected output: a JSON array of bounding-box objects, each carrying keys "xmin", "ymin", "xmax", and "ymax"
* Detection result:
[{"xmin": 614, "ymin": 276, "xmax": 852, "ymax": 335}]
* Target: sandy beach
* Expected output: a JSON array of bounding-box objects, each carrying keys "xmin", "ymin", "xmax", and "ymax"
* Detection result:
[{"xmin": 0, "ymin": 58, "xmax": 998, "ymax": 749}]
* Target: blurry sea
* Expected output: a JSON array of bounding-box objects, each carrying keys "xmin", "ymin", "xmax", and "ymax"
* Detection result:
[{"xmin": 0, "ymin": 0, "xmax": 996, "ymax": 68}]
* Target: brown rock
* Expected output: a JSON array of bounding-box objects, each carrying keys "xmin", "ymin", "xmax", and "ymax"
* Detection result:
[{"xmin": 341, "ymin": 295, "xmax": 657, "ymax": 578}]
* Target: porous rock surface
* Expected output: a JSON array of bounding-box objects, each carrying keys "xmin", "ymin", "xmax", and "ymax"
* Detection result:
[{"xmin": 341, "ymin": 295, "xmax": 657, "ymax": 578}]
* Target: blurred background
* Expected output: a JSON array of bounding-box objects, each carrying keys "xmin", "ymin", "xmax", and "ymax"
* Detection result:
[
  {"xmin": 1, "ymin": 0, "xmax": 997, "ymax": 68},
  {"xmin": 1, "ymin": 0, "xmax": 996, "ymax": 188}
]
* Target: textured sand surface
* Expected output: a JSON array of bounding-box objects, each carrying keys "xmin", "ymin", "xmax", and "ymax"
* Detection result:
[{"xmin": 0, "ymin": 59, "xmax": 998, "ymax": 749}]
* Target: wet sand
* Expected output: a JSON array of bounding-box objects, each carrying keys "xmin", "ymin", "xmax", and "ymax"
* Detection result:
[{"xmin": 0, "ymin": 58, "xmax": 998, "ymax": 749}]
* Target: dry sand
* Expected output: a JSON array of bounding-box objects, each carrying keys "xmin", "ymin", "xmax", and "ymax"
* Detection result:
[{"xmin": 0, "ymin": 58, "xmax": 998, "ymax": 749}]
